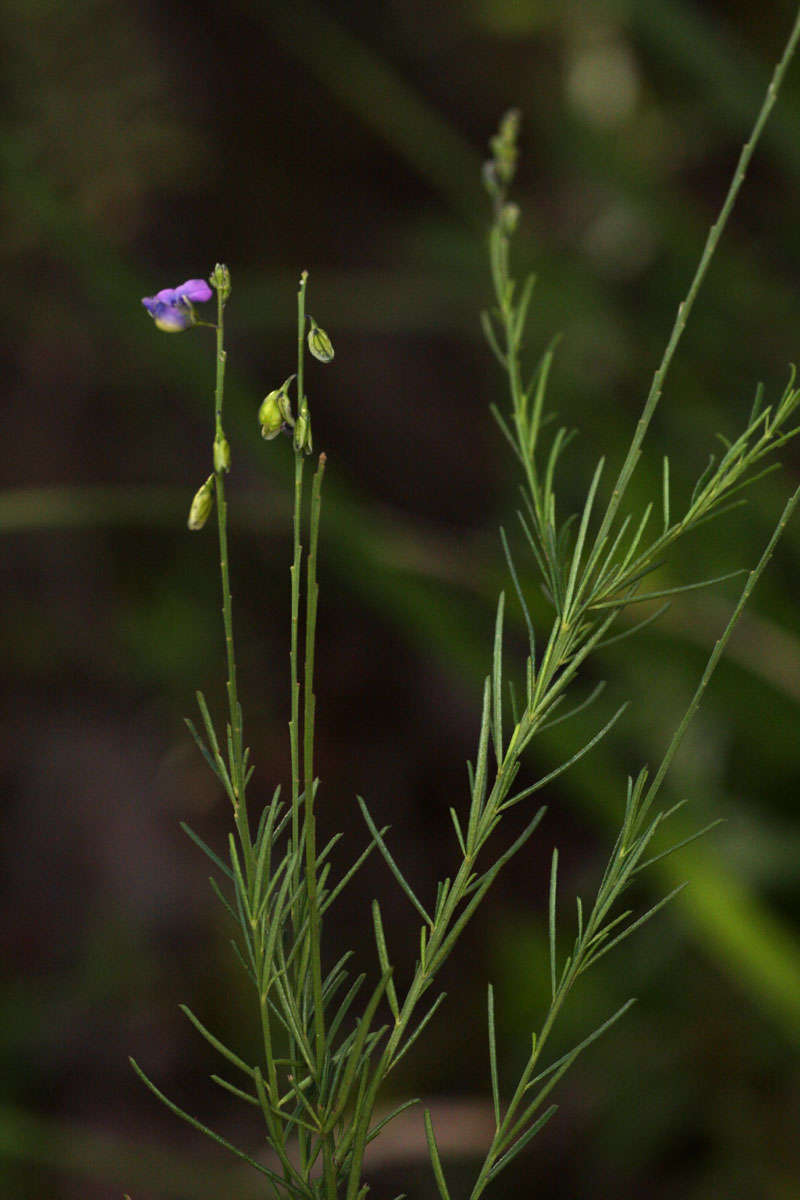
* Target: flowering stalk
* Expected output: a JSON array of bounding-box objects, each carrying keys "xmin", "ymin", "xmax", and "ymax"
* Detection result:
[{"xmin": 211, "ymin": 273, "xmax": 253, "ymax": 870}]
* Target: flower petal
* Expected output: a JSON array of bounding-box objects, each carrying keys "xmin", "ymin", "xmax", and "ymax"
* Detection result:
[{"xmin": 176, "ymin": 279, "xmax": 213, "ymax": 303}]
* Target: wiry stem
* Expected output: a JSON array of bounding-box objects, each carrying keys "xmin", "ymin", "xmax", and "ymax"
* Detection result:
[
  {"xmin": 581, "ymin": 8, "xmax": 800, "ymax": 586},
  {"xmin": 213, "ymin": 283, "xmax": 253, "ymax": 878}
]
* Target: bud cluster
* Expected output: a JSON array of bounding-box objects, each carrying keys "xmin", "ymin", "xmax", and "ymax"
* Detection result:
[
  {"xmin": 483, "ymin": 108, "xmax": 521, "ymax": 205},
  {"xmin": 209, "ymin": 262, "xmax": 232, "ymax": 305},
  {"xmin": 257, "ymin": 301, "xmax": 334, "ymax": 456}
]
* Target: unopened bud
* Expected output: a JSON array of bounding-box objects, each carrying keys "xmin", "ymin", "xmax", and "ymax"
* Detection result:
[
  {"xmin": 500, "ymin": 202, "xmax": 520, "ymax": 235},
  {"xmin": 187, "ymin": 475, "xmax": 215, "ymax": 531},
  {"xmin": 258, "ymin": 390, "xmax": 283, "ymax": 440},
  {"xmin": 214, "ymin": 434, "xmax": 231, "ymax": 473},
  {"xmin": 482, "ymin": 160, "xmax": 499, "ymax": 196},
  {"xmin": 294, "ymin": 400, "xmax": 312, "ymax": 455},
  {"xmin": 209, "ymin": 263, "xmax": 231, "ymax": 303},
  {"xmin": 259, "ymin": 374, "xmax": 296, "ymax": 440},
  {"xmin": 277, "ymin": 377, "xmax": 296, "ymax": 426},
  {"xmin": 307, "ymin": 318, "xmax": 334, "ymax": 363},
  {"xmin": 489, "ymin": 109, "xmax": 521, "ymax": 186}
]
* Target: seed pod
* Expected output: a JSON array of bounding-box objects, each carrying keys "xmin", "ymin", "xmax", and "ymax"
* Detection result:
[
  {"xmin": 258, "ymin": 390, "xmax": 284, "ymax": 440},
  {"xmin": 259, "ymin": 373, "xmax": 297, "ymax": 439},
  {"xmin": 294, "ymin": 400, "xmax": 312, "ymax": 455},
  {"xmin": 307, "ymin": 318, "xmax": 334, "ymax": 363},
  {"xmin": 187, "ymin": 475, "xmax": 215, "ymax": 531}
]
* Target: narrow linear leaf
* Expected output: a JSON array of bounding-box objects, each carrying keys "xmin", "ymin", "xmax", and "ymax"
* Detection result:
[
  {"xmin": 328, "ymin": 969, "xmax": 393, "ymax": 1127},
  {"xmin": 491, "ymin": 592, "xmax": 505, "ymax": 769},
  {"xmin": 481, "ymin": 311, "xmax": 507, "ymax": 369},
  {"xmin": 488, "ymin": 1105, "xmax": 558, "ymax": 1181},
  {"xmin": 181, "ymin": 821, "xmax": 233, "ymax": 880},
  {"xmin": 390, "ymin": 991, "xmax": 447, "ymax": 1072},
  {"xmin": 548, "ymin": 849, "xmax": 558, "ymax": 999},
  {"xmin": 365, "ymin": 1098, "xmax": 420, "ymax": 1146},
  {"xmin": 662, "ymin": 455, "xmax": 670, "ymax": 533},
  {"xmin": 372, "ymin": 900, "xmax": 400, "ymax": 1021},
  {"xmin": 357, "ymin": 796, "xmax": 432, "ymax": 925},
  {"xmin": 469, "ymin": 678, "xmax": 493, "ymax": 842},
  {"xmin": 513, "ymin": 272, "xmax": 536, "ymax": 348},
  {"xmin": 500, "ymin": 527, "xmax": 535, "ymax": 660},
  {"xmin": 424, "ymin": 1110, "xmax": 452, "ymax": 1200},
  {"xmin": 502, "ymin": 705, "xmax": 627, "ymax": 810},
  {"xmin": 487, "ymin": 984, "xmax": 500, "ymax": 1127},
  {"xmin": 590, "ymin": 567, "xmax": 746, "ymax": 610},
  {"xmin": 748, "ymin": 380, "xmax": 765, "ymax": 426},
  {"xmin": 593, "ymin": 601, "xmax": 670, "ymax": 650},
  {"xmin": 564, "ymin": 456, "xmax": 604, "ymax": 615},
  {"xmin": 180, "ymin": 1005, "xmax": 256, "ymax": 1079},
  {"xmin": 578, "ymin": 884, "xmax": 687, "ymax": 974},
  {"xmin": 449, "ymin": 807, "xmax": 466, "ymax": 855},
  {"xmin": 129, "ymin": 1059, "xmax": 285, "ymax": 1186},
  {"xmin": 523, "ymin": 998, "xmax": 637, "ymax": 1096},
  {"xmin": 632, "ymin": 818, "xmax": 724, "ymax": 875},
  {"xmin": 537, "ymin": 680, "xmax": 606, "ymax": 732},
  {"xmin": 321, "ymin": 823, "xmax": 390, "ymax": 914},
  {"xmin": 210, "ymin": 1074, "xmax": 259, "ymax": 1107},
  {"xmin": 184, "ymin": 718, "xmax": 225, "ymax": 784},
  {"xmin": 328, "ymin": 973, "xmax": 366, "ymax": 1047}
]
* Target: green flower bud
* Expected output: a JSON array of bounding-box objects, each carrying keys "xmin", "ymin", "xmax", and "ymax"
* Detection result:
[
  {"xmin": 294, "ymin": 400, "xmax": 312, "ymax": 455},
  {"xmin": 277, "ymin": 376, "xmax": 296, "ymax": 426},
  {"xmin": 187, "ymin": 475, "xmax": 215, "ymax": 531},
  {"xmin": 500, "ymin": 202, "xmax": 520, "ymax": 235},
  {"xmin": 209, "ymin": 262, "xmax": 231, "ymax": 303},
  {"xmin": 214, "ymin": 434, "xmax": 231, "ymax": 473},
  {"xmin": 259, "ymin": 374, "xmax": 296, "ymax": 440},
  {"xmin": 307, "ymin": 318, "xmax": 334, "ymax": 363},
  {"xmin": 482, "ymin": 160, "xmax": 499, "ymax": 197},
  {"xmin": 489, "ymin": 108, "xmax": 520, "ymax": 186},
  {"xmin": 258, "ymin": 390, "xmax": 284, "ymax": 440}
]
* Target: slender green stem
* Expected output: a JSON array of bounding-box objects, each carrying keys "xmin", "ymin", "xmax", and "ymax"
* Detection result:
[
  {"xmin": 298, "ymin": 270, "xmax": 308, "ymax": 412},
  {"xmin": 213, "ymin": 286, "xmax": 252, "ymax": 877},
  {"xmin": 304, "ymin": 455, "xmax": 335, "ymax": 1199},
  {"xmin": 303, "ymin": 456, "xmax": 324, "ymax": 796},
  {"xmin": 639, "ymin": 485, "xmax": 800, "ymax": 827},
  {"xmin": 290, "ymin": 450, "xmax": 305, "ymax": 870},
  {"xmin": 581, "ymin": 8, "xmax": 800, "ymax": 586},
  {"xmin": 290, "ymin": 273, "xmax": 309, "ymax": 896},
  {"xmin": 304, "ymin": 457, "xmax": 327, "ymax": 1072},
  {"xmin": 288, "ymin": 272, "xmax": 338, "ymax": 1198}
]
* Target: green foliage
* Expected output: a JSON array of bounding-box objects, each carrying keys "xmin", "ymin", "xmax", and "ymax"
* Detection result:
[{"xmin": 131, "ymin": 11, "xmax": 800, "ymax": 1199}]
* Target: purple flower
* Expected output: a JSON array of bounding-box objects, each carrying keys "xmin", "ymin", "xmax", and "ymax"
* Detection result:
[{"xmin": 141, "ymin": 278, "xmax": 213, "ymax": 332}]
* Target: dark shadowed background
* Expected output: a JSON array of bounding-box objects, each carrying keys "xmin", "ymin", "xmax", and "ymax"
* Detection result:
[{"xmin": 2, "ymin": 1, "xmax": 800, "ymax": 1197}]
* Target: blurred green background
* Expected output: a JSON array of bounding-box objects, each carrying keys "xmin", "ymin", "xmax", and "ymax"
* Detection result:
[{"xmin": 2, "ymin": 0, "xmax": 800, "ymax": 1196}]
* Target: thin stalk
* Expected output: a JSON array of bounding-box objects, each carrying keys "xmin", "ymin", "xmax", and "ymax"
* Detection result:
[
  {"xmin": 303, "ymin": 454, "xmax": 336, "ymax": 1199},
  {"xmin": 581, "ymin": 9, "xmax": 800, "ymax": 585},
  {"xmin": 637, "ymin": 485, "xmax": 800, "ymax": 829},
  {"xmin": 290, "ymin": 451, "xmax": 305, "ymax": 873},
  {"xmin": 290, "ymin": 273, "xmax": 309, "ymax": 897},
  {"xmin": 303, "ymin": 455, "xmax": 325, "ymax": 794},
  {"xmin": 213, "ymin": 286, "xmax": 253, "ymax": 879}
]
